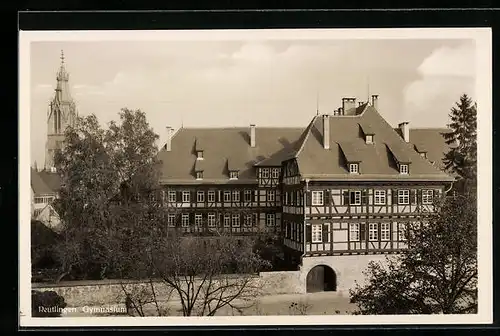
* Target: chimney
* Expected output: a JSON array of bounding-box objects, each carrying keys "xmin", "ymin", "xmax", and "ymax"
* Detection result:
[
  {"xmin": 339, "ymin": 107, "xmax": 344, "ymax": 115},
  {"xmin": 250, "ymin": 124, "xmax": 256, "ymax": 147},
  {"xmin": 322, "ymin": 115, "xmax": 330, "ymax": 149},
  {"xmin": 342, "ymin": 97, "xmax": 356, "ymax": 114},
  {"xmin": 371, "ymin": 94, "xmax": 379, "ymax": 110},
  {"xmin": 398, "ymin": 122, "xmax": 410, "ymax": 142},
  {"xmin": 166, "ymin": 126, "xmax": 172, "ymax": 151}
]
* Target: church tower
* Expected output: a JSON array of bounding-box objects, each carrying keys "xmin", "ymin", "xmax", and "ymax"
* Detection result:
[{"xmin": 45, "ymin": 50, "xmax": 77, "ymax": 171}]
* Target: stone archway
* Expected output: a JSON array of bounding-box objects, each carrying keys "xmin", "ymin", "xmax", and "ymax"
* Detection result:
[{"xmin": 306, "ymin": 265, "xmax": 337, "ymax": 293}]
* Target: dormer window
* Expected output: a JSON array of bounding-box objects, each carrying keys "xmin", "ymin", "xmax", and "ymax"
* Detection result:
[
  {"xmin": 419, "ymin": 152, "xmax": 427, "ymax": 159},
  {"xmin": 399, "ymin": 164, "xmax": 409, "ymax": 174},
  {"xmin": 365, "ymin": 135, "xmax": 373, "ymax": 144},
  {"xmin": 349, "ymin": 163, "xmax": 359, "ymax": 174},
  {"xmin": 196, "ymin": 150, "xmax": 204, "ymax": 160},
  {"xmin": 229, "ymin": 171, "xmax": 239, "ymax": 180},
  {"xmin": 196, "ymin": 171, "xmax": 203, "ymax": 180}
]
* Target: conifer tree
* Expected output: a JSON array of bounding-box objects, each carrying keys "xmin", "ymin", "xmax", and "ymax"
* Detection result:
[{"xmin": 442, "ymin": 94, "xmax": 477, "ymax": 192}]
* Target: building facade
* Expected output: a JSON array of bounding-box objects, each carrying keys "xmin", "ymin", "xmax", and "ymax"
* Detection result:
[{"xmin": 158, "ymin": 95, "xmax": 454, "ymax": 292}]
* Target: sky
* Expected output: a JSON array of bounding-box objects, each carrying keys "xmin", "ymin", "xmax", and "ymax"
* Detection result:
[{"xmin": 30, "ymin": 38, "xmax": 476, "ymax": 167}]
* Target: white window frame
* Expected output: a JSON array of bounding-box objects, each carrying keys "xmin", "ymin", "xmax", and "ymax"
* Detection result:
[
  {"xmin": 223, "ymin": 214, "xmax": 231, "ymax": 228},
  {"xmin": 266, "ymin": 213, "xmax": 275, "ymax": 227},
  {"xmin": 366, "ymin": 135, "xmax": 373, "ymax": 144},
  {"xmin": 223, "ymin": 191, "xmax": 231, "ymax": 202},
  {"xmin": 350, "ymin": 223, "xmax": 360, "ymax": 241},
  {"xmin": 374, "ymin": 190, "xmax": 386, "ymax": 205},
  {"xmin": 232, "ymin": 190, "xmax": 240, "ymax": 202},
  {"xmin": 207, "ymin": 190, "xmax": 215, "ymax": 202},
  {"xmin": 168, "ymin": 191, "xmax": 176, "ymax": 202},
  {"xmin": 196, "ymin": 150, "xmax": 203, "ymax": 159},
  {"xmin": 229, "ymin": 171, "xmax": 239, "ymax": 179},
  {"xmin": 311, "ymin": 224, "xmax": 322, "ymax": 243},
  {"xmin": 244, "ymin": 214, "xmax": 253, "ymax": 227},
  {"xmin": 244, "ymin": 189, "xmax": 252, "ymax": 202},
  {"xmin": 369, "ymin": 223, "xmax": 378, "ymax": 241},
  {"xmin": 349, "ymin": 163, "xmax": 359, "ymax": 174},
  {"xmin": 267, "ymin": 190, "xmax": 276, "ymax": 202},
  {"xmin": 196, "ymin": 171, "xmax": 203, "ymax": 180},
  {"xmin": 261, "ymin": 168, "xmax": 270, "ymax": 178},
  {"xmin": 400, "ymin": 164, "xmax": 409, "ymax": 174},
  {"xmin": 381, "ymin": 223, "xmax": 390, "ymax": 241},
  {"xmin": 208, "ymin": 213, "xmax": 216, "ymax": 227},
  {"xmin": 350, "ymin": 191, "xmax": 362, "ymax": 205},
  {"xmin": 231, "ymin": 214, "xmax": 240, "ymax": 227},
  {"xmin": 311, "ymin": 191, "xmax": 324, "ymax": 206},
  {"xmin": 398, "ymin": 189, "xmax": 410, "ymax": 205},
  {"xmin": 271, "ymin": 168, "xmax": 280, "ymax": 179},
  {"xmin": 181, "ymin": 214, "xmax": 190, "ymax": 227},
  {"xmin": 194, "ymin": 214, "xmax": 203, "ymax": 226},
  {"xmin": 422, "ymin": 189, "xmax": 434, "ymax": 204},
  {"xmin": 182, "ymin": 191, "xmax": 190, "ymax": 203},
  {"xmin": 167, "ymin": 214, "xmax": 176, "ymax": 227},
  {"xmin": 197, "ymin": 191, "xmax": 205, "ymax": 202}
]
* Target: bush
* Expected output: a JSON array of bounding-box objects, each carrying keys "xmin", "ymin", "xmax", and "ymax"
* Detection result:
[{"xmin": 32, "ymin": 290, "xmax": 67, "ymax": 317}]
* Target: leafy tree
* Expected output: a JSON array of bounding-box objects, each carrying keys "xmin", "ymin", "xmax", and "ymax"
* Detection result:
[
  {"xmin": 349, "ymin": 193, "xmax": 477, "ymax": 314},
  {"xmin": 53, "ymin": 108, "xmax": 161, "ymax": 280},
  {"xmin": 443, "ymin": 94, "xmax": 477, "ymax": 192}
]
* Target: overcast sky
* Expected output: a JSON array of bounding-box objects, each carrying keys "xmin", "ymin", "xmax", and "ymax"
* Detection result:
[{"xmin": 30, "ymin": 38, "xmax": 476, "ymax": 166}]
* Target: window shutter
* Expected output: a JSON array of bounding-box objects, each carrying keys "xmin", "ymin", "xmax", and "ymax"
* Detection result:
[
  {"xmin": 411, "ymin": 189, "xmax": 417, "ymax": 205},
  {"xmin": 306, "ymin": 192, "xmax": 311, "ymax": 206},
  {"xmin": 361, "ymin": 190, "xmax": 367, "ymax": 205},
  {"xmin": 177, "ymin": 191, "xmax": 182, "ymax": 201},
  {"xmin": 392, "ymin": 190, "xmax": 398, "ymax": 205},
  {"xmin": 325, "ymin": 190, "xmax": 330, "ymax": 205},
  {"xmin": 417, "ymin": 189, "xmax": 422, "ymax": 204},
  {"xmin": 343, "ymin": 191, "xmax": 349, "ymax": 205},
  {"xmin": 434, "ymin": 189, "xmax": 441, "ymax": 203},
  {"xmin": 360, "ymin": 223, "xmax": 366, "ymax": 241},
  {"xmin": 322, "ymin": 224, "xmax": 329, "ymax": 242},
  {"xmin": 306, "ymin": 225, "xmax": 312, "ymax": 243}
]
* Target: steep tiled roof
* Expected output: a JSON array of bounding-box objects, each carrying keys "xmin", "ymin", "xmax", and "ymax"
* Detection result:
[
  {"xmin": 292, "ymin": 104, "xmax": 454, "ymax": 182},
  {"xmin": 31, "ymin": 169, "xmax": 55, "ymax": 195},
  {"xmin": 38, "ymin": 170, "xmax": 62, "ymax": 192},
  {"xmin": 157, "ymin": 127, "xmax": 304, "ymax": 184},
  {"xmin": 409, "ymin": 128, "xmax": 454, "ymax": 171}
]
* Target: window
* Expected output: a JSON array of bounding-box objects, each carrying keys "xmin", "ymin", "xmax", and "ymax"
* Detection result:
[
  {"xmin": 400, "ymin": 164, "xmax": 409, "ymax": 174},
  {"xmin": 195, "ymin": 214, "xmax": 203, "ymax": 226},
  {"xmin": 374, "ymin": 190, "xmax": 386, "ymax": 205},
  {"xmin": 223, "ymin": 191, "xmax": 231, "ymax": 202},
  {"xmin": 181, "ymin": 214, "xmax": 190, "ymax": 227},
  {"xmin": 399, "ymin": 223, "xmax": 407, "ymax": 241},
  {"xmin": 398, "ymin": 190, "xmax": 410, "ymax": 205},
  {"xmin": 311, "ymin": 191, "xmax": 324, "ymax": 206},
  {"xmin": 244, "ymin": 189, "xmax": 253, "ymax": 202},
  {"xmin": 167, "ymin": 214, "xmax": 176, "ymax": 227},
  {"xmin": 267, "ymin": 190, "xmax": 276, "ymax": 202},
  {"xmin": 168, "ymin": 191, "xmax": 176, "ymax": 202},
  {"xmin": 232, "ymin": 214, "xmax": 240, "ymax": 227},
  {"xmin": 208, "ymin": 190, "xmax": 215, "ymax": 202},
  {"xmin": 312, "ymin": 224, "xmax": 322, "ymax": 243},
  {"xmin": 244, "ymin": 214, "xmax": 253, "ymax": 227},
  {"xmin": 369, "ymin": 223, "xmax": 378, "ymax": 241},
  {"xmin": 261, "ymin": 168, "xmax": 269, "ymax": 178},
  {"xmin": 197, "ymin": 191, "xmax": 205, "ymax": 202},
  {"xmin": 182, "ymin": 191, "xmax": 190, "ymax": 203},
  {"xmin": 208, "ymin": 213, "xmax": 216, "ymax": 227},
  {"xmin": 350, "ymin": 191, "xmax": 361, "ymax": 205},
  {"xmin": 266, "ymin": 213, "xmax": 275, "ymax": 227},
  {"xmin": 422, "ymin": 190, "xmax": 434, "ymax": 204},
  {"xmin": 272, "ymin": 168, "xmax": 280, "ymax": 179},
  {"xmin": 297, "ymin": 192, "xmax": 301, "ymax": 205},
  {"xmin": 223, "ymin": 214, "xmax": 231, "ymax": 227},
  {"xmin": 381, "ymin": 223, "xmax": 390, "ymax": 241},
  {"xmin": 232, "ymin": 190, "xmax": 240, "ymax": 202},
  {"xmin": 34, "ymin": 196, "xmax": 54, "ymax": 204},
  {"xmin": 349, "ymin": 163, "xmax": 359, "ymax": 174},
  {"xmin": 350, "ymin": 223, "xmax": 360, "ymax": 241},
  {"xmin": 196, "ymin": 150, "xmax": 203, "ymax": 159},
  {"xmin": 196, "ymin": 171, "xmax": 203, "ymax": 180},
  {"xmin": 229, "ymin": 171, "xmax": 239, "ymax": 179},
  {"xmin": 366, "ymin": 135, "xmax": 373, "ymax": 144},
  {"xmin": 284, "ymin": 192, "xmax": 288, "ymax": 205}
]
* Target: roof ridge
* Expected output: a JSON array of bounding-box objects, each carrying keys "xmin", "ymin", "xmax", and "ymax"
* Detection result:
[
  {"xmin": 409, "ymin": 127, "xmax": 451, "ymax": 130},
  {"xmin": 180, "ymin": 126, "xmax": 305, "ymax": 130},
  {"xmin": 294, "ymin": 115, "xmax": 319, "ymax": 159}
]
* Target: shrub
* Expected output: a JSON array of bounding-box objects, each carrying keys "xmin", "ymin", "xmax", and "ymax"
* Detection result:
[{"xmin": 32, "ymin": 290, "xmax": 67, "ymax": 317}]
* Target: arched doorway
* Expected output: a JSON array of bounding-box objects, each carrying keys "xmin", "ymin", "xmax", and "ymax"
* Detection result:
[{"xmin": 306, "ymin": 265, "xmax": 337, "ymax": 293}]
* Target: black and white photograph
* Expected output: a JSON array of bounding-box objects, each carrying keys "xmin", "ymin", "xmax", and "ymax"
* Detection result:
[{"xmin": 19, "ymin": 28, "xmax": 492, "ymax": 326}]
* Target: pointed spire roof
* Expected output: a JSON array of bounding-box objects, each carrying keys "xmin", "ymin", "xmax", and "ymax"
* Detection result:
[{"xmin": 54, "ymin": 49, "xmax": 72, "ymax": 103}]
